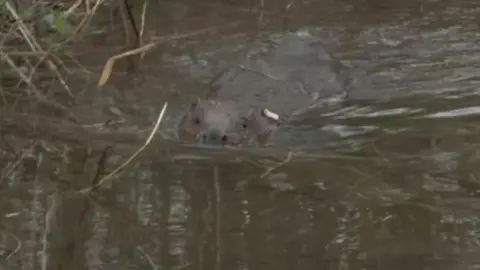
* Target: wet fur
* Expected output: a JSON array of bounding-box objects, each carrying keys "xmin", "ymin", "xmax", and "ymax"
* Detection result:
[
  {"xmin": 178, "ymin": 99, "xmax": 280, "ymax": 146},
  {"xmin": 177, "ymin": 32, "xmax": 347, "ymax": 147}
]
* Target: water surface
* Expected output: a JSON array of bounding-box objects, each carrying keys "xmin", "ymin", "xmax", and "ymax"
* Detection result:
[{"xmin": 2, "ymin": 0, "xmax": 480, "ymax": 269}]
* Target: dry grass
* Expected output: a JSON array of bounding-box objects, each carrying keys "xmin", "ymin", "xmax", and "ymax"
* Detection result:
[
  {"xmin": 0, "ymin": 0, "xmax": 242, "ymax": 107},
  {"xmin": 1, "ymin": 2, "xmax": 67, "ymax": 114},
  {"xmin": 79, "ymin": 101, "xmax": 168, "ymax": 194},
  {"xmin": 0, "ymin": 0, "xmax": 266, "ymax": 189},
  {"xmin": 0, "ymin": 0, "xmax": 112, "ymax": 116},
  {"xmin": 0, "ymin": 0, "xmax": 141, "ymax": 186}
]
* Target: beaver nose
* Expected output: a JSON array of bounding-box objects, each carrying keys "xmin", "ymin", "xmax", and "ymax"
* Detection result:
[{"xmin": 202, "ymin": 130, "xmax": 229, "ymax": 145}]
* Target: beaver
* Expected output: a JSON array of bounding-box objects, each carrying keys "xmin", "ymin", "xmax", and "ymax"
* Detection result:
[
  {"xmin": 177, "ymin": 98, "xmax": 281, "ymax": 146},
  {"xmin": 177, "ymin": 31, "xmax": 348, "ymax": 147}
]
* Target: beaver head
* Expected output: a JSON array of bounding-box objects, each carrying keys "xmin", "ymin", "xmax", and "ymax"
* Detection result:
[{"xmin": 177, "ymin": 99, "xmax": 281, "ymax": 147}]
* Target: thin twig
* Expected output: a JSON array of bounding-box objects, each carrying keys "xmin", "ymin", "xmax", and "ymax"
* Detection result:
[
  {"xmin": 0, "ymin": 51, "xmax": 77, "ymax": 121},
  {"xmin": 136, "ymin": 247, "xmax": 160, "ymax": 270},
  {"xmin": 72, "ymin": 0, "xmax": 105, "ymax": 37},
  {"xmin": 139, "ymin": 0, "xmax": 148, "ymax": 58},
  {"xmin": 119, "ymin": 0, "xmax": 131, "ymax": 50},
  {"xmin": 4, "ymin": 232, "xmax": 22, "ymax": 260},
  {"xmin": 214, "ymin": 165, "xmax": 221, "ymax": 270},
  {"xmin": 4, "ymin": 2, "xmax": 37, "ymax": 50},
  {"xmin": 0, "ymin": 51, "xmax": 50, "ymax": 57},
  {"xmin": 284, "ymin": 0, "xmax": 297, "ymax": 11},
  {"xmin": 1, "ymin": 151, "xmax": 26, "ymax": 182},
  {"xmin": 261, "ymin": 151, "xmax": 293, "ymax": 179},
  {"xmin": 63, "ymin": 0, "xmax": 84, "ymax": 19},
  {"xmin": 4, "ymin": 1, "xmax": 73, "ymax": 96},
  {"xmin": 98, "ymin": 22, "xmax": 243, "ymax": 85},
  {"xmin": 0, "ymin": 20, "xmax": 22, "ymax": 47},
  {"xmin": 79, "ymin": 102, "xmax": 168, "ymax": 194},
  {"xmin": 97, "ymin": 42, "xmax": 157, "ymax": 86}
]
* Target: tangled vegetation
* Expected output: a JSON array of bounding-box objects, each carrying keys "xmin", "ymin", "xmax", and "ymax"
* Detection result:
[
  {"xmin": 0, "ymin": 0, "xmax": 149, "ymax": 186},
  {"xmin": 0, "ymin": 0, "xmax": 139, "ymax": 115}
]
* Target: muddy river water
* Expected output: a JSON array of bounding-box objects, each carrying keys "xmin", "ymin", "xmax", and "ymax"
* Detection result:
[{"xmin": 2, "ymin": 0, "xmax": 480, "ymax": 269}]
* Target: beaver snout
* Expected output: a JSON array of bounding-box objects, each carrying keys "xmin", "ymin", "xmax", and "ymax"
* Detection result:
[
  {"xmin": 201, "ymin": 129, "xmax": 230, "ymax": 145},
  {"xmin": 178, "ymin": 99, "xmax": 281, "ymax": 147}
]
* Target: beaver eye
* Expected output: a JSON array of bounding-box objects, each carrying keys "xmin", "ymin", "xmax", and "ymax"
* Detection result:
[
  {"xmin": 241, "ymin": 122, "xmax": 248, "ymax": 129},
  {"xmin": 193, "ymin": 118, "xmax": 201, "ymax": 125}
]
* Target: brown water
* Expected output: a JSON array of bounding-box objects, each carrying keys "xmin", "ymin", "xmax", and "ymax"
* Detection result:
[{"xmin": 2, "ymin": 0, "xmax": 480, "ymax": 269}]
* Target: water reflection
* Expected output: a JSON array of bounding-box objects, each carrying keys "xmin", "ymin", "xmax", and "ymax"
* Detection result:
[{"xmin": 2, "ymin": 0, "xmax": 480, "ymax": 269}]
